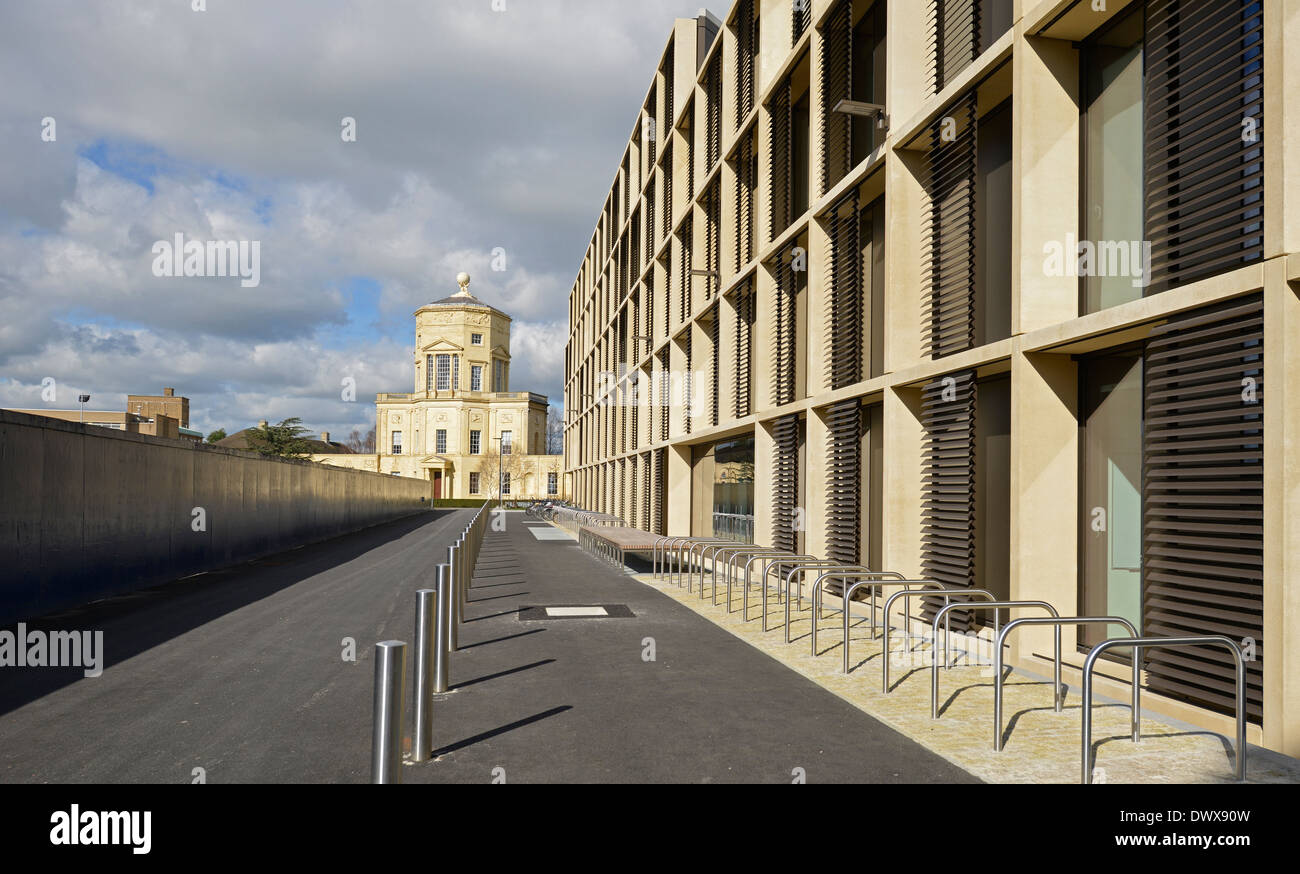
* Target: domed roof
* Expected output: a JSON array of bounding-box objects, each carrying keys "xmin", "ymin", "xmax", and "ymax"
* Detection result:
[{"xmin": 419, "ymin": 274, "xmax": 510, "ymax": 318}]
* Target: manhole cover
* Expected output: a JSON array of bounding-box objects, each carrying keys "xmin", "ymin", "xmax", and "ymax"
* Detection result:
[{"xmin": 517, "ymin": 605, "xmax": 636, "ymax": 620}]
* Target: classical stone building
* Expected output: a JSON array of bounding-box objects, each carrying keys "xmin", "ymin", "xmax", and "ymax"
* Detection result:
[{"xmin": 315, "ymin": 274, "xmax": 566, "ymax": 501}]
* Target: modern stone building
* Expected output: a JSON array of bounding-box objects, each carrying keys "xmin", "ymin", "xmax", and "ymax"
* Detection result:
[
  {"xmin": 563, "ymin": 1, "xmax": 1300, "ymax": 755},
  {"xmin": 315, "ymin": 274, "xmax": 566, "ymax": 501}
]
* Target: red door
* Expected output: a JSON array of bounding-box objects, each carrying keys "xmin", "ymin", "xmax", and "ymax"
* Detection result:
[{"xmin": 432, "ymin": 472, "xmax": 442, "ymax": 500}]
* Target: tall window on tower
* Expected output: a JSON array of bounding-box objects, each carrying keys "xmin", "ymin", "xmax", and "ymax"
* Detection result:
[
  {"xmin": 391, "ymin": 430, "xmax": 403, "ymax": 455},
  {"xmin": 471, "ymin": 365, "xmax": 483, "ymax": 392},
  {"xmin": 432, "ymin": 354, "xmax": 452, "ymax": 391},
  {"xmin": 435, "ymin": 429, "xmax": 447, "ymax": 453},
  {"xmin": 493, "ymin": 360, "xmax": 505, "ymax": 392}
]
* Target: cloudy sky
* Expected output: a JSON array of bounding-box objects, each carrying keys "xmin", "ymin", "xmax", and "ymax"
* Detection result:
[{"xmin": 0, "ymin": 0, "xmax": 697, "ymax": 439}]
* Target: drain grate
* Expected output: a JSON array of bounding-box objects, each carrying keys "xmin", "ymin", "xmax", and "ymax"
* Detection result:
[{"xmin": 517, "ymin": 605, "xmax": 636, "ymax": 621}]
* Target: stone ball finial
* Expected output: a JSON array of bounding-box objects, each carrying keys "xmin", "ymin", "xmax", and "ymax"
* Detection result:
[{"xmin": 456, "ymin": 272, "xmax": 471, "ymax": 292}]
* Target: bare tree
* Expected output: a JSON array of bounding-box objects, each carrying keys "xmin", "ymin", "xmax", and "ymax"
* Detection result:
[
  {"xmin": 476, "ymin": 444, "xmax": 526, "ymax": 504},
  {"xmin": 546, "ymin": 405, "xmax": 564, "ymax": 455}
]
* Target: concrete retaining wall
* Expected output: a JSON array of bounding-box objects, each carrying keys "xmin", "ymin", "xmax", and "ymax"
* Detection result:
[{"xmin": 0, "ymin": 410, "xmax": 431, "ymax": 623}]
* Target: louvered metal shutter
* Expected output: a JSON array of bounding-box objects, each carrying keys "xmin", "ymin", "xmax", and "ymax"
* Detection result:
[
  {"xmin": 1143, "ymin": 293, "xmax": 1264, "ymax": 722},
  {"xmin": 708, "ymin": 303, "xmax": 720, "ymax": 426},
  {"xmin": 734, "ymin": 280, "xmax": 755, "ymax": 419},
  {"xmin": 735, "ymin": 133, "xmax": 756, "ymax": 271},
  {"xmin": 664, "ymin": 44, "xmax": 675, "ymax": 126},
  {"xmin": 705, "ymin": 181, "xmax": 720, "ymax": 301},
  {"xmin": 631, "ymin": 372, "xmax": 639, "ymax": 449},
  {"xmin": 1144, "ymin": 0, "xmax": 1264, "ymax": 294},
  {"xmin": 663, "ymin": 143, "xmax": 674, "ymax": 239},
  {"xmin": 930, "ymin": 0, "xmax": 979, "ymax": 94},
  {"xmin": 772, "ymin": 249, "xmax": 799, "ymax": 408},
  {"xmin": 793, "ymin": 0, "xmax": 811, "ymax": 46},
  {"xmin": 772, "ymin": 414, "xmax": 801, "ymax": 552},
  {"xmin": 641, "ymin": 452, "xmax": 652, "ymax": 530},
  {"xmin": 679, "ymin": 215, "xmax": 693, "ymax": 323},
  {"xmin": 619, "ymin": 458, "xmax": 627, "ymax": 521},
  {"xmin": 707, "ymin": 53, "xmax": 722, "ymax": 172},
  {"xmin": 921, "ymin": 370, "xmax": 977, "ymax": 631},
  {"xmin": 683, "ymin": 329, "xmax": 693, "ymax": 436},
  {"xmin": 624, "ymin": 457, "xmax": 634, "ymax": 525},
  {"xmin": 735, "ymin": 0, "xmax": 757, "ymax": 130},
  {"xmin": 646, "ymin": 178, "xmax": 656, "ymax": 260},
  {"xmin": 647, "ymin": 88, "xmax": 658, "ymax": 166},
  {"xmin": 654, "ymin": 447, "xmax": 668, "ymax": 534},
  {"xmin": 923, "ymin": 91, "xmax": 977, "ymax": 359},
  {"xmin": 826, "ymin": 191, "xmax": 862, "ymax": 390},
  {"xmin": 769, "ymin": 79, "xmax": 792, "ymax": 242},
  {"xmin": 630, "ymin": 210, "xmax": 641, "ymax": 287},
  {"xmin": 825, "ymin": 399, "xmax": 862, "ymax": 565},
  {"xmin": 658, "ymin": 347, "xmax": 670, "ymax": 440},
  {"xmin": 820, "ymin": 0, "xmax": 853, "ymax": 196}
]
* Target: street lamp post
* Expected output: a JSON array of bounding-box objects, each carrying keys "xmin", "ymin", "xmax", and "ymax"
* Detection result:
[{"xmin": 78, "ymin": 394, "xmax": 91, "ymax": 424}]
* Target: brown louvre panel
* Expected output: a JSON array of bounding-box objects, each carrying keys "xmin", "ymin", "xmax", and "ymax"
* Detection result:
[
  {"xmin": 707, "ymin": 52, "xmax": 722, "ymax": 172},
  {"xmin": 629, "ymin": 455, "xmax": 638, "ymax": 528},
  {"xmin": 708, "ymin": 303, "xmax": 720, "ymax": 426},
  {"xmin": 646, "ymin": 179, "xmax": 656, "ymax": 259},
  {"xmin": 923, "ymin": 92, "xmax": 977, "ymax": 359},
  {"xmin": 825, "ymin": 192, "xmax": 862, "ymax": 390},
  {"xmin": 792, "ymin": 0, "xmax": 810, "ymax": 46},
  {"xmin": 768, "ymin": 79, "xmax": 793, "ymax": 242},
  {"xmin": 654, "ymin": 447, "xmax": 668, "ymax": 535},
  {"xmin": 641, "ymin": 452, "xmax": 652, "ymax": 530},
  {"xmin": 735, "ymin": 133, "xmax": 757, "ymax": 271},
  {"xmin": 631, "ymin": 374, "xmax": 639, "ymax": 449},
  {"xmin": 679, "ymin": 215, "xmax": 693, "ymax": 323},
  {"xmin": 819, "ymin": 0, "xmax": 853, "ymax": 195},
  {"xmin": 630, "ymin": 210, "xmax": 641, "ymax": 287},
  {"xmin": 772, "ymin": 414, "xmax": 801, "ymax": 552},
  {"xmin": 735, "ymin": 0, "xmax": 758, "ymax": 131},
  {"xmin": 1144, "ymin": 0, "xmax": 1264, "ymax": 293},
  {"xmin": 772, "ymin": 247, "xmax": 799, "ymax": 407},
  {"xmin": 658, "ymin": 347, "xmax": 670, "ymax": 441},
  {"xmin": 664, "ymin": 44, "xmax": 675, "ymax": 126},
  {"xmin": 929, "ymin": 0, "xmax": 979, "ymax": 94},
  {"xmin": 825, "ymin": 399, "xmax": 862, "ymax": 565},
  {"xmin": 1142, "ymin": 292, "xmax": 1264, "ymax": 723},
  {"xmin": 734, "ymin": 281, "xmax": 755, "ymax": 419},
  {"xmin": 683, "ymin": 328, "xmax": 694, "ymax": 436},
  {"xmin": 920, "ymin": 370, "xmax": 976, "ymax": 631},
  {"xmin": 619, "ymin": 458, "xmax": 627, "ymax": 521},
  {"xmin": 663, "ymin": 142, "xmax": 674, "ymax": 239},
  {"xmin": 706, "ymin": 180, "xmax": 721, "ymax": 301}
]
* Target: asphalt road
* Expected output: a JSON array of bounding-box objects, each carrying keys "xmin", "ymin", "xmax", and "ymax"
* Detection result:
[
  {"xmin": 0, "ymin": 508, "xmax": 472, "ymax": 783},
  {"xmin": 0, "ymin": 509, "xmax": 977, "ymax": 784}
]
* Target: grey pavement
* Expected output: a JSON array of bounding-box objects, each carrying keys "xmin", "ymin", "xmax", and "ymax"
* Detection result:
[{"xmin": 0, "ymin": 508, "xmax": 978, "ymax": 784}]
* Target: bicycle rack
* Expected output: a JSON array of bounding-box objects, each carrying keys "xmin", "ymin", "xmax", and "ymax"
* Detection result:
[
  {"xmin": 782, "ymin": 562, "xmax": 868, "ymax": 643},
  {"xmin": 696, "ymin": 542, "xmax": 764, "ymax": 602},
  {"xmin": 1082, "ymin": 635, "xmax": 1247, "ymax": 785},
  {"xmin": 839, "ymin": 579, "xmax": 944, "ymax": 673},
  {"xmin": 759, "ymin": 557, "xmax": 829, "ymax": 633},
  {"xmin": 993, "ymin": 616, "xmax": 1137, "ymax": 751},
  {"xmin": 929, "ymin": 600, "xmax": 1058, "ymax": 719},
  {"xmin": 681, "ymin": 539, "xmax": 735, "ymax": 591},
  {"xmin": 717, "ymin": 547, "xmax": 785, "ymax": 609},
  {"xmin": 653, "ymin": 536, "xmax": 696, "ymax": 580},
  {"xmin": 808, "ymin": 570, "xmax": 909, "ymax": 656},
  {"xmin": 741, "ymin": 554, "xmax": 815, "ymax": 622},
  {"xmin": 880, "ymin": 588, "xmax": 997, "ymax": 693}
]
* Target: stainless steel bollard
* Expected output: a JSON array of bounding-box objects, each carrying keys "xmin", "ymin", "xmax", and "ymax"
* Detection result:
[
  {"xmin": 434, "ymin": 565, "xmax": 451, "ymax": 693},
  {"xmin": 371, "ymin": 640, "xmax": 407, "ymax": 784},
  {"xmin": 448, "ymin": 543, "xmax": 461, "ymax": 650},
  {"xmin": 413, "ymin": 589, "xmax": 436, "ymax": 762}
]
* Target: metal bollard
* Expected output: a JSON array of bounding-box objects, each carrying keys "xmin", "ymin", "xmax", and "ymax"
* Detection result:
[
  {"xmin": 434, "ymin": 565, "xmax": 451, "ymax": 693},
  {"xmin": 413, "ymin": 589, "xmax": 436, "ymax": 762},
  {"xmin": 371, "ymin": 640, "xmax": 407, "ymax": 784},
  {"xmin": 445, "ymin": 547, "xmax": 459, "ymax": 652}
]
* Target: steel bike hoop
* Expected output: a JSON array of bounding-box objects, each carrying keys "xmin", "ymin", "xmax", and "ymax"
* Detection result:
[
  {"xmin": 881, "ymin": 588, "xmax": 997, "ymax": 694},
  {"xmin": 1082, "ymin": 635, "xmax": 1246, "ymax": 785},
  {"xmin": 743, "ymin": 553, "xmax": 814, "ymax": 622},
  {"xmin": 993, "ymin": 616, "xmax": 1137, "ymax": 751},
  {"xmin": 928, "ymin": 600, "xmax": 1059, "ymax": 719},
  {"xmin": 807, "ymin": 570, "xmax": 907, "ymax": 657},
  {"xmin": 781, "ymin": 563, "xmax": 868, "ymax": 644}
]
